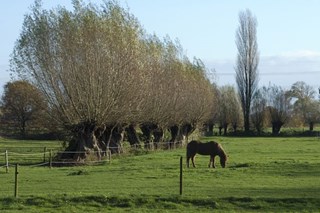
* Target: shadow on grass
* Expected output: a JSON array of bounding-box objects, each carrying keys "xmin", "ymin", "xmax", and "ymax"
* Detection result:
[
  {"xmin": 229, "ymin": 163, "xmax": 252, "ymax": 168},
  {"xmin": 1, "ymin": 195, "xmax": 320, "ymax": 212},
  {"xmin": 223, "ymin": 197, "xmax": 320, "ymax": 211}
]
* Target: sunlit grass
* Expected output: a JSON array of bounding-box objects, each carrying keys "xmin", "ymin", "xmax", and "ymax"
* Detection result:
[{"xmin": 0, "ymin": 136, "xmax": 320, "ymax": 212}]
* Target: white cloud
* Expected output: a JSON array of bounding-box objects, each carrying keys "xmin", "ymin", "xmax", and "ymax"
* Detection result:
[
  {"xmin": 279, "ymin": 50, "xmax": 320, "ymax": 58},
  {"xmin": 204, "ymin": 50, "xmax": 320, "ymax": 89},
  {"xmin": 259, "ymin": 55, "xmax": 320, "ymax": 89}
]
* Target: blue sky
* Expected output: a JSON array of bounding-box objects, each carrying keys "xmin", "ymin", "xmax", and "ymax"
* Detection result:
[{"xmin": 1, "ymin": 0, "xmax": 320, "ymax": 94}]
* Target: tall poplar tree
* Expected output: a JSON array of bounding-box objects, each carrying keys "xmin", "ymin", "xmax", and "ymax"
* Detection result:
[{"xmin": 235, "ymin": 9, "xmax": 259, "ymax": 133}]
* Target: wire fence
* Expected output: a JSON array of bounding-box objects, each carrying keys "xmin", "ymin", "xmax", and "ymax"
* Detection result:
[
  {"xmin": 0, "ymin": 149, "xmax": 109, "ymax": 168},
  {"xmin": 0, "ymin": 141, "xmax": 185, "ymax": 169},
  {"xmin": 0, "ymin": 143, "xmax": 186, "ymax": 197}
]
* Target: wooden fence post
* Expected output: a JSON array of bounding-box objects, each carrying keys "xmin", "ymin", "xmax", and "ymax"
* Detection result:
[
  {"xmin": 180, "ymin": 156, "xmax": 183, "ymax": 195},
  {"xmin": 49, "ymin": 149, "xmax": 52, "ymax": 168},
  {"xmin": 5, "ymin": 150, "xmax": 8, "ymax": 173},
  {"xmin": 43, "ymin": 147, "xmax": 47, "ymax": 163},
  {"xmin": 14, "ymin": 164, "xmax": 19, "ymax": 198},
  {"xmin": 107, "ymin": 150, "xmax": 111, "ymax": 163}
]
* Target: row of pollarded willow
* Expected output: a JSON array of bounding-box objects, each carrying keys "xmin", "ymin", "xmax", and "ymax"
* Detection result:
[{"xmin": 10, "ymin": 0, "xmax": 216, "ymax": 160}]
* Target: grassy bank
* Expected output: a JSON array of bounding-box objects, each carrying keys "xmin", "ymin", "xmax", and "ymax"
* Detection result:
[{"xmin": 0, "ymin": 137, "xmax": 319, "ymax": 212}]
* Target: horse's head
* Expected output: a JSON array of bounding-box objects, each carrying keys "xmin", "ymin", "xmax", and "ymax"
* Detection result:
[
  {"xmin": 220, "ymin": 155, "xmax": 227, "ymax": 168},
  {"xmin": 219, "ymin": 145, "xmax": 227, "ymax": 168}
]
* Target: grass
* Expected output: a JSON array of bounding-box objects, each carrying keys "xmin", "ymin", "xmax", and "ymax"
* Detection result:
[
  {"xmin": 0, "ymin": 138, "xmax": 63, "ymax": 165},
  {"xmin": 0, "ymin": 137, "xmax": 320, "ymax": 212},
  {"xmin": 0, "ymin": 138, "xmax": 63, "ymax": 152}
]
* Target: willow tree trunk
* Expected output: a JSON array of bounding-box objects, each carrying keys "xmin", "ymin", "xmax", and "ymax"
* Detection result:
[
  {"xmin": 63, "ymin": 122, "xmax": 103, "ymax": 162},
  {"xmin": 125, "ymin": 124, "xmax": 141, "ymax": 148},
  {"xmin": 232, "ymin": 123, "xmax": 238, "ymax": 134},
  {"xmin": 180, "ymin": 123, "xmax": 195, "ymax": 144},
  {"xmin": 272, "ymin": 121, "xmax": 284, "ymax": 135},
  {"xmin": 218, "ymin": 126, "xmax": 223, "ymax": 136},
  {"xmin": 169, "ymin": 123, "xmax": 195, "ymax": 149},
  {"xmin": 105, "ymin": 125, "xmax": 124, "ymax": 154},
  {"xmin": 140, "ymin": 123, "xmax": 157, "ymax": 149},
  {"xmin": 153, "ymin": 127, "xmax": 164, "ymax": 149},
  {"xmin": 207, "ymin": 123, "xmax": 214, "ymax": 136},
  {"xmin": 169, "ymin": 125, "xmax": 180, "ymax": 149},
  {"xmin": 309, "ymin": 122, "xmax": 314, "ymax": 132},
  {"xmin": 223, "ymin": 123, "xmax": 228, "ymax": 135}
]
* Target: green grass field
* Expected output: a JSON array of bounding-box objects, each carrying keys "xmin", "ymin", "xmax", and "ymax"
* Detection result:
[{"xmin": 0, "ymin": 137, "xmax": 320, "ymax": 212}]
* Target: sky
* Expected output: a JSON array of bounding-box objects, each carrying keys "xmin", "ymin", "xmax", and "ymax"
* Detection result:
[{"xmin": 1, "ymin": 0, "xmax": 320, "ymax": 95}]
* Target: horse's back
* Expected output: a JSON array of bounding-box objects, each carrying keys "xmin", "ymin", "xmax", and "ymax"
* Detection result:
[
  {"xmin": 195, "ymin": 141, "xmax": 219, "ymax": 155},
  {"xmin": 187, "ymin": 140, "xmax": 199, "ymax": 148}
]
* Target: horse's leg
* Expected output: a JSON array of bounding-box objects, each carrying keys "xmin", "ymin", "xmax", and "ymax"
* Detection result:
[
  {"xmin": 208, "ymin": 156, "xmax": 212, "ymax": 168},
  {"xmin": 191, "ymin": 155, "xmax": 196, "ymax": 167},
  {"xmin": 211, "ymin": 155, "xmax": 216, "ymax": 168}
]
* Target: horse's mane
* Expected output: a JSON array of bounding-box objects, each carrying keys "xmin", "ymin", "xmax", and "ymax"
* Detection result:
[{"xmin": 217, "ymin": 143, "xmax": 227, "ymax": 161}]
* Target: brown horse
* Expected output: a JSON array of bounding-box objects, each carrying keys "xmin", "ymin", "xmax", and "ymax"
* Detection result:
[{"xmin": 186, "ymin": 140, "xmax": 227, "ymax": 168}]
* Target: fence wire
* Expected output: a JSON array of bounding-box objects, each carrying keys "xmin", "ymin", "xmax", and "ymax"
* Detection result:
[
  {"xmin": 0, "ymin": 141, "xmax": 185, "ymax": 168},
  {"xmin": 0, "ymin": 143, "xmax": 186, "ymax": 197}
]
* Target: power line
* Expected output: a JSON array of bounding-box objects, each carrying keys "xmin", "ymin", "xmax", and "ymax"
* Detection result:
[{"xmin": 215, "ymin": 71, "xmax": 320, "ymax": 76}]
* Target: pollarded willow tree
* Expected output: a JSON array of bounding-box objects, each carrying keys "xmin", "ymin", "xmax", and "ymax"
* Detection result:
[
  {"xmin": 11, "ymin": 0, "xmax": 216, "ymax": 160},
  {"xmin": 250, "ymin": 88, "xmax": 267, "ymax": 135},
  {"xmin": 235, "ymin": 9, "xmax": 259, "ymax": 133},
  {"xmin": 166, "ymin": 57, "xmax": 215, "ymax": 145},
  {"xmin": 137, "ymin": 35, "xmax": 215, "ymax": 148},
  {"xmin": 216, "ymin": 85, "xmax": 242, "ymax": 135},
  {"xmin": 11, "ymin": 0, "xmax": 145, "ymax": 160},
  {"xmin": 289, "ymin": 81, "xmax": 319, "ymax": 131},
  {"xmin": 265, "ymin": 85, "xmax": 292, "ymax": 135}
]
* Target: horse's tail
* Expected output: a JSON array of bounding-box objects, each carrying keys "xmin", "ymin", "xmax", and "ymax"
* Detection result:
[
  {"xmin": 186, "ymin": 140, "xmax": 198, "ymax": 157},
  {"xmin": 186, "ymin": 142, "xmax": 192, "ymax": 158},
  {"xmin": 186, "ymin": 141, "xmax": 198, "ymax": 167},
  {"xmin": 186, "ymin": 148, "xmax": 192, "ymax": 159}
]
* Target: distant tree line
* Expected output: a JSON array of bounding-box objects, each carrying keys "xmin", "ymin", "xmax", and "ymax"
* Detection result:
[
  {"xmin": 1, "ymin": 79, "xmax": 319, "ymax": 141},
  {"xmin": 211, "ymin": 81, "xmax": 320, "ymax": 136}
]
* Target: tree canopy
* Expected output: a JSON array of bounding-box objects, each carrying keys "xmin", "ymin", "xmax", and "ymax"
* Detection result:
[
  {"xmin": 0, "ymin": 80, "xmax": 47, "ymax": 137},
  {"xmin": 10, "ymin": 0, "xmax": 216, "ymax": 160}
]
